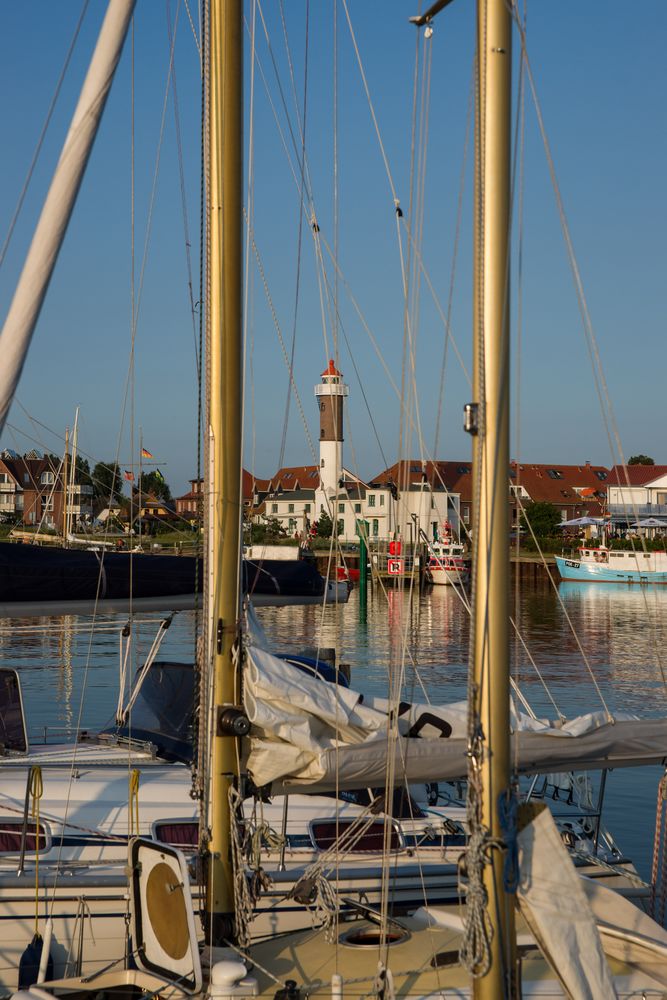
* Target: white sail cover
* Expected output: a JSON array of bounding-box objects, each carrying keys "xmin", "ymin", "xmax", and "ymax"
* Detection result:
[
  {"xmin": 516, "ymin": 805, "xmax": 618, "ymax": 997},
  {"xmin": 244, "ymin": 644, "xmax": 667, "ymax": 791}
]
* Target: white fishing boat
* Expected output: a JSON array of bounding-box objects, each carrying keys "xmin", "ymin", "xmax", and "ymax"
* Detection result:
[
  {"xmin": 8, "ymin": 0, "xmax": 667, "ymax": 996},
  {"xmin": 427, "ymin": 535, "xmax": 469, "ymax": 586}
]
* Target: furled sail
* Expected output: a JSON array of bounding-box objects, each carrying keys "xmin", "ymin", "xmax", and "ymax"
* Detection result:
[{"xmin": 244, "ymin": 642, "xmax": 667, "ymax": 791}]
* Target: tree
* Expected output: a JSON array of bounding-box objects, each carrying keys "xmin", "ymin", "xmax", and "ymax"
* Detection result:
[
  {"xmin": 139, "ymin": 470, "xmax": 172, "ymax": 502},
  {"xmin": 74, "ymin": 456, "xmax": 92, "ymax": 487},
  {"xmin": 520, "ymin": 501, "xmax": 561, "ymax": 538},
  {"xmin": 252, "ymin": 516, "xmax": 287, "ymax": 542},
  {"xmin": 315, "ymin": 511, "xmax": 334, "ymax": 538},
  {"xmin": 628, "ymin": 455, "xmax": 655, "ymax": 466},
  {"xmin": 92, "ymin": 461, "xmax": 121, "ymax": 501}
]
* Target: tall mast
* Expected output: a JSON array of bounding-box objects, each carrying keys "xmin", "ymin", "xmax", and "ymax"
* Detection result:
[
  {"xmin": 0, "ymin": 0, "xmax": 135, "ymax": 436},
  {"xmin": 470, "ymin": 0, "xmax": 515, "ymax": 995},
  {"xmin": 62, "ymin": 427, "xmax": 70, "ymax": 542},
  {"xmin": 204, "ymin": 0, "xmax": 244, "ymax": 942}
]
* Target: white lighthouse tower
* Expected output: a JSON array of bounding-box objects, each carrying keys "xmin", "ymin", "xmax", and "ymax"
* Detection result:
[{"xmin": 314, "ymin": 359, "xmax": 349, "ymax": 498}]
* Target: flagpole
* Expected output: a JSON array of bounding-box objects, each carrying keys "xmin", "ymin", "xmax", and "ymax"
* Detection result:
[{"xmin": 138, "ymin": 427, "xmax": 143, "ymax": 547}]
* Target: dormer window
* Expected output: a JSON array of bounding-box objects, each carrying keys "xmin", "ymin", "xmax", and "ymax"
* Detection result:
[{"xmin": 40, "ymin": 471, "xmax": 54, "ymax": 486}]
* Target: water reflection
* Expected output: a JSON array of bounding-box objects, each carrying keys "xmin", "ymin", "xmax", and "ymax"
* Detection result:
[{"xmin": 0, "ymin": 583, "xmax": 665, "ymax": 876}]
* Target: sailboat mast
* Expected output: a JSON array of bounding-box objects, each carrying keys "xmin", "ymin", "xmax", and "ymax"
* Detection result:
[
  {"xmin": 0, "ymin": 0, "xmax": 135, "ymax": 437},
  {"xmin": 204, "ymin": 0, "xmax": 244, "ymax": 941},
  {"xmin": 470, "ymin": 0, "xmax": 516, "ymax": 995}
]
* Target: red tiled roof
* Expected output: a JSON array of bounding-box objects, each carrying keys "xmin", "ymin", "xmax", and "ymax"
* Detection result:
[
  {"xmin": 608, "ymin": 465, "xmax": 667, "ymax": 486},
  {"xmin": 370, "ymin": 459, "xmax": 610, "ymax": 515}
]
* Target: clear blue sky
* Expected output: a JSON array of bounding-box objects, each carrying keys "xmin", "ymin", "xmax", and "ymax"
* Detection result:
[{"xmin": 0, "ymin": 2, "xmax": 665, "ymax": 497}]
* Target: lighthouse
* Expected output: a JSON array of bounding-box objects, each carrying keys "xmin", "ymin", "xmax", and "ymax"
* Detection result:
[{"xmin": 314, "ymin": 359, "xmax": 349, "ymax": 497}]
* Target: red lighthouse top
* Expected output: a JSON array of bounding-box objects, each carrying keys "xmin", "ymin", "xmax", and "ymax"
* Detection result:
[{"xmin": 321, "ymin": 359, "xmax": 342, "ymax": 378}]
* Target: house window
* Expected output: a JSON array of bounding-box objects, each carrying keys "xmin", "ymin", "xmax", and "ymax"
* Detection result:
[
  {"xmin": 40, "ymin": 471, "xmax": 54, "ymax": 485},
  {"xmin": 271, "ymin": 503, "xmax": 278, "ymax": 514},
  {"xmin": 595, "ymin": 471, "xmax": 607, "ymax": 481},
  {"xmin": 41, "ymin": 495, "xmax": 54, "ymax": 512},
  {"xmin": 288, "ymin": 503, "xmax": 294, "ymax": 513},
  {"xmin": 0, "ymin": 474, "xmax": 8, "ymax": 484},
  {"xmin": 288, "ymin": 519, "xmax": 297, "ymax": 532},
  {"xmin": 24, "ymin": 473, "xmax": 30, "ymax": 484},
  {"xmin": 337, "ymin": 519, "xmax": 344, "ymax": 535},
  {"xmin": 463, "ymin": 506, "xmax": 470, "ymax": 523},
  {"xmin": 380, "ymin": 495, "xmax": 385, "ymax": 507},
  {"xmin": 561, "ymin": 509, "xmax": 567, "ymax": 519},
  {"xmin": 304, "ymin": 504, "xmax": 311, "ymax": 513},
  {"xmin": 372, "ymin": 519, "xmax": 379, "ymax": 537},
  {"xmin": 547, "ymin": 470, "xmax": 564, "ymax": 480},
  {"xmin": 368, "ymin": 495, "xmax": 376, "ymax": 507},
  {"xmin": 354, "ymin": 503, "xmax": 361, "ymax": 513},
  {"xmin": 338, "ymin": 503, "xmax": 345, "ymax": 514}
]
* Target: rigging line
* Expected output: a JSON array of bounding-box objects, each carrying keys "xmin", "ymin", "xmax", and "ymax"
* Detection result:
[
  {"xmin": 340, "ymin": 0, "xmax": 398, "ymax": 205},
  {"xmin": 244, "ymin": 1, "xmax": 257, "ymax": 556},
  {"xmin": 167, "ymin": 0, "xmax": 201, "ymax": 379},
  {"xmin": 106, "ymin": 5, "xmax": 185, "ymax": 586},
  {"xmin": 399, "ymin": 26, "xmax": 429, "ymax": 507},
  {"xmin": 183, "ymin": 0, "xmax": 201, "ymax": 63},
  {"xmin": 511, "ymin": 0, "xmax": 528, "ymax": 769},
  {"xmin": 512, "ymin": 6, "xmax": 666, "ymax": 691},
  {"xmin": 278, "ymin": 0, "xmax": 310, "ymax": 470},
  {"xmin": 247, "ymin": 223, "xmax": 317, "ymax": 463},
  {"xmin": 0, "ymin": 0, "xmax": 90, "ymax": 270},
  {"xmin": 407, "ymin": 23, "xmax": 433, "ymax": 424},
  {"xmin": 132, "ymin": 0, "xmax": 182, "ymax": 331},
  {"xmin": 253, "ymin": 0, "xmax": 315, "ymax": 204},
  {"xmin": 513, "ymin": 490, "xmax": 613, "ymax": 718},
  {"xmin": 400, "ymin": 217, "xmax": 471, "ymax": 387},
  {"xmin": 396, "ymin": 20, "xmax": 422, "ymax": 483},
  {"xmin": 315, "ymin": 243, "xmax": 391, "ymax": 471},
  {"xmin": 193, "ymin": 0, "xmax": 206, "ymax": 687},
  {"xmin": 434, "ymin": 57, "xmax": 474, "ymax": 458},
  {"xmin": 510, "ymin": 7, "xmax": 621, "ymax": 476}
]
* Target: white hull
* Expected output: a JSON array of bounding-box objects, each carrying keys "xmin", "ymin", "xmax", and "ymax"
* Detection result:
[
  {"xmin": 0, "ymin": 758, "xmax": 641, "ymax": 994},
  {"xmin": 427, "ymin": 541, "xmax": 469, "ymax": 586}
]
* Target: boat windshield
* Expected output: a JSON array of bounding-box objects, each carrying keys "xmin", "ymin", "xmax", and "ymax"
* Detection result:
[{"xmin": 100, "ymin": 660, "xmax": 194, "ymax": 763}]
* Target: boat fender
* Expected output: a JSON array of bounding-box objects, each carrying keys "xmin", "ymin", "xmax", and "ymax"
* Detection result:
[{"xmin": 18, "ymin": 933, "xmax": 53, "ymax": 990}]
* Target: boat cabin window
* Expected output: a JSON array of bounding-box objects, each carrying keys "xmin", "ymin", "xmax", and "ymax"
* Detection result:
[
  {"xmin": 310, "ymin": 819, "xmax": 402, "ymax": 853},
  {"xmin": 0, "ymin": 819, "xmax": 48, "ymax": 854},
  {"xmin": 0, "ymin": 669, "xmax": 28, "ymax": 753},
  {"xmin": 154, "ymin": 820, "xmax": 198, "ymax": 850}
]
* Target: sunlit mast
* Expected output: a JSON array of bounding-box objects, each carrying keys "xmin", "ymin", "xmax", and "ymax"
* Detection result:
[
  {"xmin": 203, "ymin": 0, "xmax": 244, "ymax": 943},
  {"xmin": 412, "ymin": 0, "xmax": 516, "ymax": 994},
  {"xmin": 469, "ymin": 0, "xmax": 516, "ymax": 994}
]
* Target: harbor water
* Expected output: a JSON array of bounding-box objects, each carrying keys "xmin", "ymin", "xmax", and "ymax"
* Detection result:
[{"xmin": 3, "ymin": 578, "xmax": 666, "ymax": 879}]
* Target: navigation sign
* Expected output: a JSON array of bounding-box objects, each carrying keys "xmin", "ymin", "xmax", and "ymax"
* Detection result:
[{"xmin": 387, "ymin": 558, "xmax": 404, "ymax": 576}]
